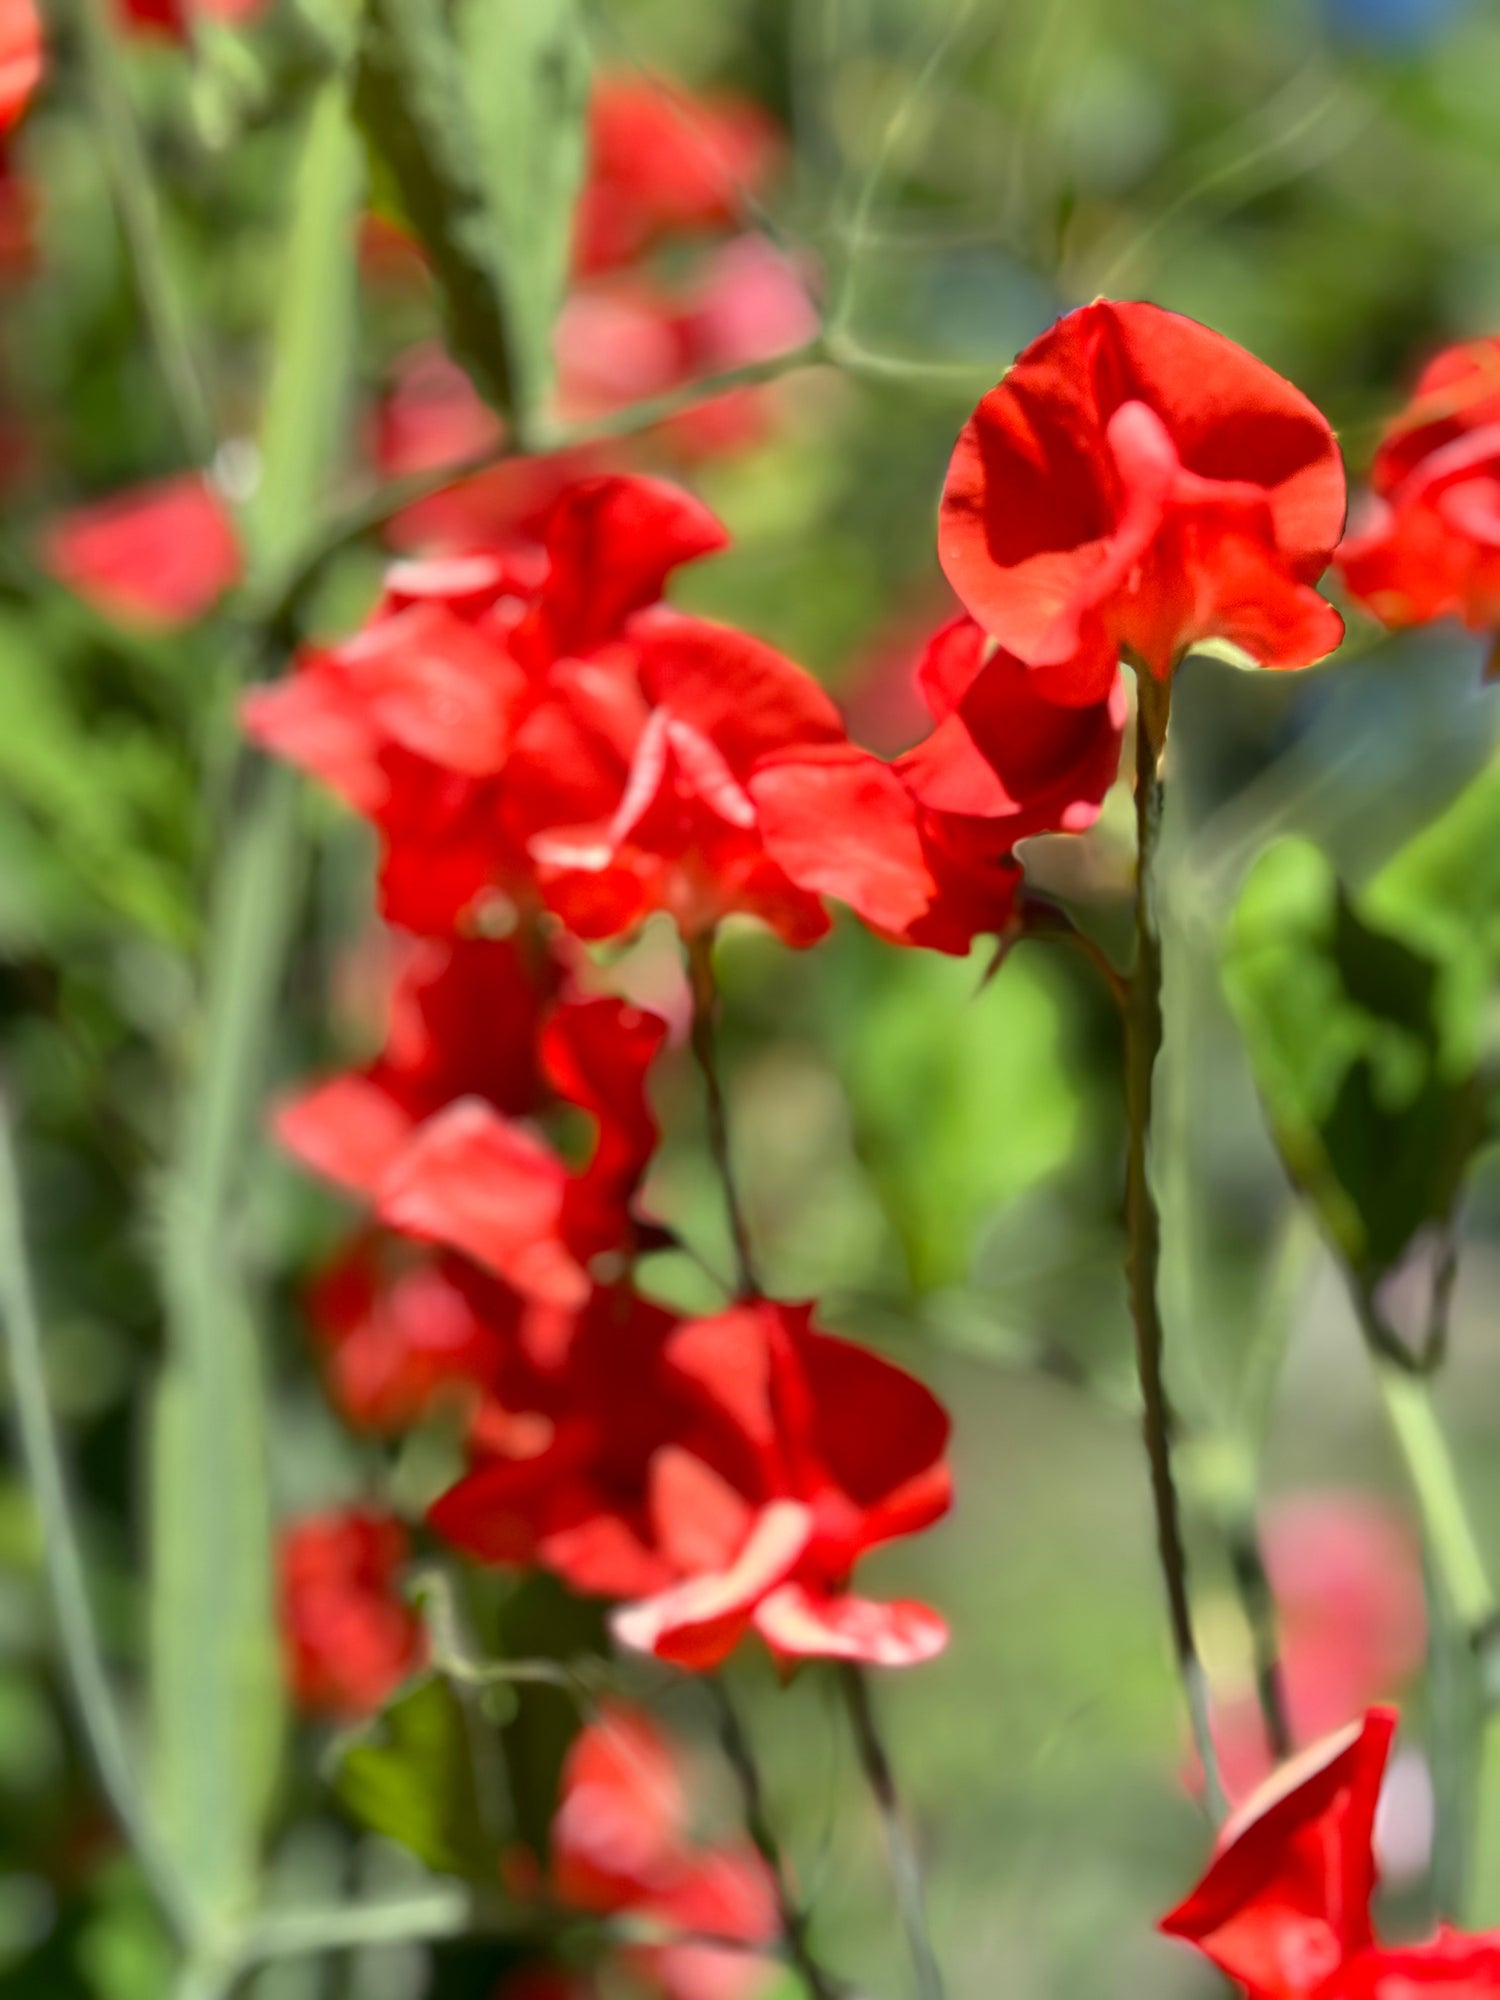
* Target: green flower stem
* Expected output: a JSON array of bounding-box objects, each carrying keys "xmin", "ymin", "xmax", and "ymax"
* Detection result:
[
  {"xmin": 0, "ymin": 1101, "xmax": 203, "ymax": 1948},
  {"xmin": 839, "ymin": 1663, "xmax": 945, "ymax": 2000},
  {"xmin": 687, "ymin": 940, "xmax": 942, "ymax": 2000},
  {"xmin": 1374, "ymin": 1357, "xmax": 1494, "ymax": 1640},
  {"xmin": 67, "ymin": 0, "xmax": 215, "ymax": 461},
  {"xmin": 710, "ymin": 1681, "xmax": 846, "ymax": 2000},
  {"xmin": 686, "ymin": 932, "xmax": 758, "ymax": 1300},
  {"xmin": 1125, "ymin": 669, "xmax": 1226, "ymax": 1821}
]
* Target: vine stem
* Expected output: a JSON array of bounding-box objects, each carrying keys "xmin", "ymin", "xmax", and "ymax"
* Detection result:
[
  {"xmin": 709, "ymin": 1682, "xmax": 845, "ymax": 2000},
  {"xmin": 0, "ymin": 1099, "xmax": 203, "ymax": 1949},
  {"xmin": 839, "ymin": 1664, "xmax": 944, "ymax": 2000},
  {"xmin": 685, "ymin": 931, "xmax": 944, "ymax": 2000},
  {"xmin": 1125, "ymin": 670, "xmax": 1226, "ymax": 1822},
  {"xmin": 1221, "ymin": 1510, "xmax": 1293, "ymax": 1766},
  {"xmin": 686, "ymin": 931, "xmax": 758, "ymax": 1300}
]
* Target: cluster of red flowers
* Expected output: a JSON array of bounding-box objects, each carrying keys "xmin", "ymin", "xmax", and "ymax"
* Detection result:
[{"xmin": 1164, "ymin": 1708, "xmax": 1500, "ymax": 1995}]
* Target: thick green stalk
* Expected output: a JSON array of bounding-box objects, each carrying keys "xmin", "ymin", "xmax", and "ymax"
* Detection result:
[
  {"xmin": 1125, "ymin": 670, "xmax": 1225, "ymax": 1820},
  {"xmin": 0, "ymin": 1105, "xmax": 203, "ymax": 1948}
]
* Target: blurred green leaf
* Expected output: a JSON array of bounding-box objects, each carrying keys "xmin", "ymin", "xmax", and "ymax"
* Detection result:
[
  {"xmin": 244, "ymin": 76, "xmax": 365, "ymax": 588},
  {"xmin": 352, "ymin": 0, "xmax": 521, "ymax": 418},
  {"xmin": 458, "ymin": 0, "xmax": 589, "ymax": 426},
  {"xmin": 1223, "ymin": 838, "xmax": 1488, "ymax": 1283},
  {"xmin": 332, "ymin": 1674, "xmax": 502, "ymax": 1880},
  {"xmin": 837, "ymin": 944, "xmax": 1083, "ymax": 1290}
]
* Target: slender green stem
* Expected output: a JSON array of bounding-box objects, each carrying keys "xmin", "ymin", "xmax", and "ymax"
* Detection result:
[
  {"xmin": 68, "ymin": 0, "xmax": 215, "ymax": 460},
  {"xmin": 1124, "ymin": 671, "xmax": 1225, "ymax": 1821},
  {"xmin": 710, "ymin": 1682, "xmax": 846, "ymax": 2000},
  {"xmin": 1221, "ymin": 1511, "xmax": 1293, "ymax": 1766},
  {"xmin": 1373, "ymin": 1354, "xmax": 1494, "ymax": 1640},
  {"xmin": 0, "ymin": 1101, "xmax": 203, "ymax": 1947},
  {"xmin": 839, "ymin": 1664, "xmax": 944, "ymax": 2000},
  {"xmin": 247, "ymin": 339, "xmax": 828, "ymax": 633},
  {"xmin": 686, "ymin": 932, "xmax": 759, "ymax": 1301}
]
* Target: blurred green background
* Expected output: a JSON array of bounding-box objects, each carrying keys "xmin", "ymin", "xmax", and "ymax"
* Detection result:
[{"xmin": 7, "ymin": 0, "xmax": 1500, "ymax": 1994}]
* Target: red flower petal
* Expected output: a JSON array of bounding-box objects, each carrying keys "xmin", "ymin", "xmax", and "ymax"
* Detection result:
[
  {"xmin": 274, "ymin": 1074, "xmax": 416, "ymax": 1195},
  {"xmin": 610, "ymin": 1500, "xmax": 814, "ymax": 1670},
  {"xmin": 751, "ymin": 1583, "xmax": 949, "ymax": 1666},
  {"xmin": 376, "ymin": 1098, "xmax": 588, "ymax": 1306},
  {"xmin": 42, "ymin": 474, "xmax": 241, "ymax": 628},
  {"xmin": 1161, "ymin": 1708, "xmax": 1396, "ymax": 2000}
]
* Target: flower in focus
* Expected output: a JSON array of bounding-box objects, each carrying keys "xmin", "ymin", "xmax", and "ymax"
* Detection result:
[
  {"xmin": 574, "ymin": 75, "xmax": 781, "ymax": 277},
  {"xmin": 613, "ymin": 1300, "xmax": 951, "ymax": 1671},
  {"xmin": 1336, "ymin": 335, "xmax": 1500, "ymax": 654},
  {"xmin": 41, "ymin": 473, "xmax": 241, "ymax": 628},
  {"xmin": 753, "ymin": 613, "xmax": 1126, "ymax": 952},
  {"xmin": 549, "ymin": 1703, "xmax": 777, "ymax": 2000},
  {"xmin": 1162, "ymin": 1706, "xmax": 1500, "ymax": 1997},
  {"xmin": 279, "ymin": 1508, "xmax": 426, "ymax": 1719},
  {"xmin": 0, "ymin": 0, "xmax": 40, "ymax": 133},
  {"xmin": 244, "ymin": 474, "xmax": 857, "ymax": 945},
  {"xmin": 938, "ymin": 299, "xmax": 1347, "ymax": 704}
]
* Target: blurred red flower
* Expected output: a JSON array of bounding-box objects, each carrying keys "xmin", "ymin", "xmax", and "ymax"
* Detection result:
[
  {"xmin": 574, "ymin": 76, "xmax": 781, "ymax": 277},
  {"xmin": 42, "ymin": 473, "xmax": 241, "ymax": 628},
  {"xmin": 938, "ymin": 299, "xmax": 1347, "ymax": 705},
  {"xmin": 549, "ymin": 1703, "xmax": 777, "ymax": 2000},
  {"xmin": 0, "ymin": 0, "xmax": 39, "ymax": 132},
  {"xmin": 275, "ymin": 930, "xmax": 564, "ymax": 1198},
  {"xmin": 1336, "ymin": 337, "xmax": 1500, "ymax": 646},
  {"xmin": 1164, "ymin": 1707, "xmax": 1500, "ymax": 1997},
  {"xmin": 430, "ymin": 1284, "xmax": 757, "ymax": 1601},
  {"xmin": 376, "ymin": 994, "xmax": 668, "ymax": 1307},
  {"xmin": 279, "ymin": 1508, "xmax": 425, "ymax": 1720},
  {"xmin": 115, "ymin": 0, "xmax": 269, "ymax": 37},
  {"xmin": 1211, "ymin": 1494, "xmax": 1425, "ymax": 1800},
  {"xmin": 613, "ymin": 1300, "xmax": 951, "ymax": 1671},
  {"xmin": 0, "ymin": 0, "xmax": 39, "ymax": 134}
]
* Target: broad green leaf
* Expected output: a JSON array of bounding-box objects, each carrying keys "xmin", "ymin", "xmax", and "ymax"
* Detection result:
[
  {"xmin": 150, "ymin": 774, "xmax": 302, "ymax": 1921},
  {"xmin": 352, "ymin": 0, "xmax": 520, "ymax": 417},
  {"xmin": 244, "ymin": 77, "xmax": 365, "ymax": 588},
  {"xmin": 457, "ymin": 0, "xmax": 590, "ymax": 424},
  {"xmin": 837, "ymin": 941, "xmax": 1083, "ymax": 1290},
  {"xmin": 332, "ymin": 1673, "xmax": 503, "ymax": 1879},
  {"xmin": 1363, "ymin": 754, "xmax": 1500, "ymax": 1076},
  {"xmin": 1223, "ymin": 838, "xmax": 1487, "ymax": 1283}
]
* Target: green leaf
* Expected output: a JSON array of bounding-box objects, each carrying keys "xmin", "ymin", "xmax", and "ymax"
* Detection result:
[
  {"xmin": 352, "ymin": 0, "xmax": 521, "ymax": 418},
  {"xmin": 457, "ymin": 0, "xmax": 590, "ymax": 423},
  {"xmin": 244, "ymin": 76, "xmax": 365, "ymax": 589},
  {"xmin": 1223, "ymin": 838, "xmax": 1487, "ymax": 1282},
  {"xmin": 332, "ymin": 1674, "xmax": 503, "ymax": 1879}
]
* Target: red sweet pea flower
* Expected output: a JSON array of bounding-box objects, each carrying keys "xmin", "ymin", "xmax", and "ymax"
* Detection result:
[
  {"xmin": 430, "ymin": 1284, "xmax": 758, "ymax": 1601},
  {"xmin": 42, "ymin": 474, "xmax": 241, "ymax": 628},
  {"xmin": 524, "ymin": 609, "xmax": 844, "ymax": 945},
  {"xmin": 278, "ymin": 1508, "xmax": 426, "ymax": 1720},
  {"xmin": 612, "ymin": 1301, "xmax": 951, "ymax": 1671},
  {"xmin": 938, "ymin": 300, "xmax": 1347, "ymax": 704},
  {"xmin": 550, "ymin": 1703, "xmax": 776, "ymax": 2000},
  {"xmin": 276, "ymin": 930, "xmax": 563, "ymax": 1197},
  {"xmin": 1335, "ymin": 341, "xmax": 1500, "ymax": 644},
  {"xmin": 243, "ymin": 476, "xmax": 732, "ymax": 936},
  {"xmin": 754, "ymin": 613, "xmax": 1126, "ymax": 952},
  {"xmin": 305, "ymin": 1240, "xmax": 515, "ymax": 1435},
  {"xmin": 1164, "ymin": 1706, "xmax": 1500, "ymax": 1997},
  {"xmin": 0, "ymin": 0, "xmax": 41, "ymax": 133},
  {"xmin": 375, "ymin": 995, "xmax": 667, "ymax": 1308},
  {"xmin": 575, "ymin": 75, "xmax": 781, "ymax": 277}
]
